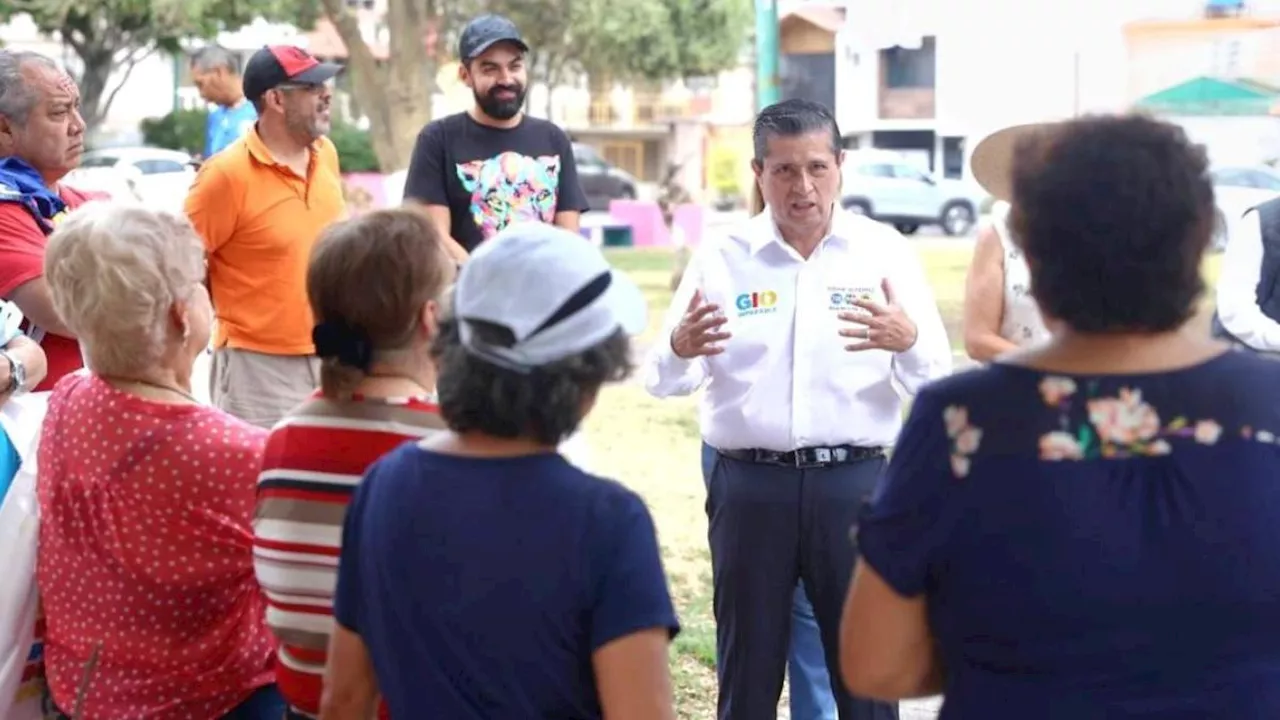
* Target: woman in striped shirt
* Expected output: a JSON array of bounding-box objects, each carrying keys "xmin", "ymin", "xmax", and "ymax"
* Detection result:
[{"xmin": 252, "ymin": 209, "xmax": 453, "ymax": 719}]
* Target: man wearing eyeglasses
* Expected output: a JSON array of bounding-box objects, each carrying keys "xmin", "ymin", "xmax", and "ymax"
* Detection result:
[{"xmin": 185, "ymin": 45, "xmax": 347, "ymax": 428}]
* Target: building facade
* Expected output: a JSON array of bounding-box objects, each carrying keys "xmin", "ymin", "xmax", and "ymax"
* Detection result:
[
  {"xmin": 832, "ymin": 0, "xmax": 1132, "ymax": 179},
  {"xmin": 1125, "ymin": 0, "xmax": 1280, "ymax": 164}
]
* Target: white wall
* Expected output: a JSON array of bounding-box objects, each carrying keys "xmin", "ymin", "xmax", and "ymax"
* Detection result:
[
  {"xmin": 1167, "ymin": 115, "xmax": 1280, "ymax": 165},
  {"xmin": 833, "ymin": 21, "xmax": 880, "ymax": 134},
  {"xmin": 837, "ymin": 0, "xmax": 1131, "ymax": 140}
]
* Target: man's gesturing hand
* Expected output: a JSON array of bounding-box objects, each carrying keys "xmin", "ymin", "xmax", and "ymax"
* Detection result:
[
  {"xmin": 838, "ymin": 278, "xmax": 918, "ymax": 353},
  {"xmin": 671, "ymin": 290, "xmax": 731, "ymax": 359}
]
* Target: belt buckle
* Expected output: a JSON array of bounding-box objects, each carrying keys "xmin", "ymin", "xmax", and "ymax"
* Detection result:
[{"xmin": 795, "ymin": 447, "xmax": 831, "ymax": 468}]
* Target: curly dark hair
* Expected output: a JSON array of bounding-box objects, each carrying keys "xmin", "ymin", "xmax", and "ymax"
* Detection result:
[
  {"xmin": 1008, "ymin": 114, "xmax": 1215, "ymax": 334},
  {"xmin": 431, "ymin": 317, "xmax": 633, "ymax": 446}
]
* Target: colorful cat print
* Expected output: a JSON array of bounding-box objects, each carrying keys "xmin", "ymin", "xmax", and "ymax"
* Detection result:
[{"xmin": 456, "ymin": 152, "xmax": 562, "ymax": 239}]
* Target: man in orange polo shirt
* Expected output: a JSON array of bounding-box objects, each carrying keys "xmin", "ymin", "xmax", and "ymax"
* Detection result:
[{"xmin": 186, "ymin": 45, "xmax": 346, "ymax": 428}]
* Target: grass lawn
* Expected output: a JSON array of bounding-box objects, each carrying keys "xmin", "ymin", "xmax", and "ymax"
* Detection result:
[{"xmin": 580, "ymin": 244, "xmax": 1223, "ymax": 719}]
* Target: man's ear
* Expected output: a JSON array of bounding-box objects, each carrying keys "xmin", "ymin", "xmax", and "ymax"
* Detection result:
[{"xmin": 0, "ymin": 115, "xmax": 17, "ymax": 147}]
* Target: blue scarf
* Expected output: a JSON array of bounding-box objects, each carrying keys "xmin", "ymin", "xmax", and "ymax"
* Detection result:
[{"xmin": 0, "ymin": 156, "xmax": 65, "ymax": 233}]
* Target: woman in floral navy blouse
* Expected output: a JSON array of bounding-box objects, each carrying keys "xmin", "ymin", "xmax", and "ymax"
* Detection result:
[{"xmin": 840, "ymin": 114, "xmax": 1280, "ymax": 718}]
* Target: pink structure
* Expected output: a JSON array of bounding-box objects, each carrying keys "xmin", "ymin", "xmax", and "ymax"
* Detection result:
[
  {"xmin": 606, "ymin": 200, "xmax": 664, "ymax": 247},
  {"xmin": 607, "ymin": 199, "xmax": 705, "ymax": 248},
  {"xmin": 672, "ymin": 204, "xmax": 706, "ymax": 248},
  {"xmin": 341, "ymin": 173, "xmax": 389, "ymax": 216},
  {"xmin": 338, "ymin": 175, "xmax": 707, "ymax": 248}
]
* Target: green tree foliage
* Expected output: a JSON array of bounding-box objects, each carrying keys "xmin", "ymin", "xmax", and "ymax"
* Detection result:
[
  {"xmin": 138, "ymin": 107, "xmax": 207, "ymax": 154},
  {"xmin": 570, "ymin": 0, "xmax": 751, "ymax": 82},
  {"xmin": 468, "ymin": 0, "xmax": 751, "ymax": 88},
  {"xmin": 0, "ymin": 0, "xmax": 308, "ymax": 132},
  {"xmin": 326, "ymin": 119, "xmax": 379, "ymax": 173}
]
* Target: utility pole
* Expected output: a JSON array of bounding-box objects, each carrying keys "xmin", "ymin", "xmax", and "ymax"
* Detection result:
[
  {"xmin": 754, "ymin": 0, "xmax": 780, "ymax": 110},
  {"xmin": 1071, "ymin": 48, "xmax": 1081, "ymax": 117}
]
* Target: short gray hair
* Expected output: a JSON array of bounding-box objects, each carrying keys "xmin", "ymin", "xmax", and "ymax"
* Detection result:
[
  {"xmin": 0, "ymin": 50, "xmax": 60, "ymax": 127},
  {"xmin": 44, "ymin": 204, "xmax": 207, "ymax": 376},
  {"xmin": 190, "ymin": 45, "xmax": 241, "ymax": 75}
]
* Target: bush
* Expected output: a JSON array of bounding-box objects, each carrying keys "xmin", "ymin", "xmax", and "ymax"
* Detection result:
[
  {"xmin": 139, "ymin": 109, "xmax": 382, "ymax": 173},
  {"xmin": 328, "ymin": 120, "xmax": 379, "ymax": 173},
  {"xmin": 140, "ymin": 108, "xmax": 208, "ymax": 156}
]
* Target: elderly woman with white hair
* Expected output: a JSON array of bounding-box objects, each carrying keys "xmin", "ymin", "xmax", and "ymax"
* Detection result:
[{"xmin": 36, "ymin": 203, "xmax": 283, "ymax": 719}]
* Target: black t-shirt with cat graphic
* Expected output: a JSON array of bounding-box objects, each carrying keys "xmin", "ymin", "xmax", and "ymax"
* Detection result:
[{"xmin": 403, "ymin": 112, "xmax": 589, "ymax": 253}]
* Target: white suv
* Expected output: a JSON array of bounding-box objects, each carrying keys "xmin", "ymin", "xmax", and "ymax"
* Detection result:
[{"xmin": 840, "ymin": 149, "xmax": 985, "ymax": 236}]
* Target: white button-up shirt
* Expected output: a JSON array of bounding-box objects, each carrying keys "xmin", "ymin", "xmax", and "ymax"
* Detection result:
[
  {"xmin": 644, "ymin": 208, "xmax": 952, "ymax": 452},
  {"xmin": 1217, "ymin": 210, "xmax": 1280, "ymax": 351}
]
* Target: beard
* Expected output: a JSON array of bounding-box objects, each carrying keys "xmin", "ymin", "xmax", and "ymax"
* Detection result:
[
  {"xmin": 285, "ymin": 106, "xmax": 328, "ymax": 140},
  {"xmin": 475, "ymin": 83, "xmax": 525, "ymax": 120}
]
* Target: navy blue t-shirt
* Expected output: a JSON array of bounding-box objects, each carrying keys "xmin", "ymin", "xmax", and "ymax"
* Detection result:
[
  {"xmin": 333, "ymin": 445, "xmax": 680, "ymax": 718},
  {"xmin": 859, "ymin": 351, "xmax": 1280, "ymax": 717}
]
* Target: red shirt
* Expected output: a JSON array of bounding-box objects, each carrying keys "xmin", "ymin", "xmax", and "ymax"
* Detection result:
[
  {"xmin": 0, "ymin": 185, "xmax": 105, "ymax": 391},
  {"xmin": 37, "ymin": 373, "xmax": 277, "ymax": 719}
]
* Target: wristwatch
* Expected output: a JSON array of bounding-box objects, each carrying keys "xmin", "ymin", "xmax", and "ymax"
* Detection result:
[{"xmin": 0, "ymin": 348, "xmax": 25, "ymax": 394}]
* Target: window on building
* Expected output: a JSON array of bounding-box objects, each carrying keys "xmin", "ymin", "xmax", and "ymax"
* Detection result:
[{"xmin": 881, "ymin": 36, "xmax": 936, "ymax": 89}]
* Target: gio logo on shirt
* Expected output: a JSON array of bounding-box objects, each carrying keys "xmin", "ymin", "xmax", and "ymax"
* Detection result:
[{"xmin": 735, "ymin": 290, "xmax": 778, "ymax": 316}]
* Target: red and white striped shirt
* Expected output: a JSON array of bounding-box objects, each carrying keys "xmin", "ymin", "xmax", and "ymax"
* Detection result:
[{"xmin": 253, "ymin": 391, "xmax": 446, "ymax": 718}]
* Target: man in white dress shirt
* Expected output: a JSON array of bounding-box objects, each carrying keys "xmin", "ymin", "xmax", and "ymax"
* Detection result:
[
  {"xmin": 1214, "ymin": 197, "xmax": 1280, "ymax": 352},
  {"xmin": 645, "ymin": 99, "xmax": 951, "ymax": 719}
]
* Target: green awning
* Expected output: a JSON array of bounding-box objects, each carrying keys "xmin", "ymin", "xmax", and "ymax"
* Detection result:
[{"xmin": 1135, "ymin": 76, "xmax": 1280, "ymax": 116}]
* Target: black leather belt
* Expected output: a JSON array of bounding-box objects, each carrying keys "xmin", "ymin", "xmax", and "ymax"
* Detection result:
[{"xmin": 717, "ymin": 444, "xmax": 885, "ymax": 468}]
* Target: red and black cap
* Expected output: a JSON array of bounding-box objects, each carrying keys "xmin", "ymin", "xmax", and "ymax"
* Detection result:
[
  {"xmin": 243, "ymin": 45, "xmax": 342, "ymax": 103},
  {"xmin": 458, "ymin": 14, "xmax": 528, "ymax": 62}
]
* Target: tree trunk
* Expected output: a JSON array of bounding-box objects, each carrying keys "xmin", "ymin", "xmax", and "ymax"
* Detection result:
[
  {"xmin": 59, "ymin": 14, "xmax": 158, "ymax": 136},
  {"xmin": 76, "ymin": 50, "xmax": 115, "ymax": 132},
  {"xmin": 319, "ymin": 0, "xmax": 438, "ymax": 172},
  {"xmin": 539, "ymin": 52, "xmax": 565, "ymax": 121}
]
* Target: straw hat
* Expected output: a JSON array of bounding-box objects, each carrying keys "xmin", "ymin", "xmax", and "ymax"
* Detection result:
[{"xmin": 969, "ymin": 121, "xmax": 1067, "ymax": 202}]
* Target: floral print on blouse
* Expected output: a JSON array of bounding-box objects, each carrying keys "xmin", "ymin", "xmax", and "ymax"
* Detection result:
[
  {"xmin": 860, "ymin": 350, "xmax": 1280, "ymax": 718},
  {"xmin": 937, "ymin": 357, "xmax": 1258, "ymax": 479}
]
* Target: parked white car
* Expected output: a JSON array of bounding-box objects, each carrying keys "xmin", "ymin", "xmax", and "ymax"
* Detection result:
[
  {"xmin": 65, "ymin": 147, "xmax": 197, "ymax": 214},
  {"xmin": 840, "ymin": 149, "xmax": 986, "ymax": 236}
]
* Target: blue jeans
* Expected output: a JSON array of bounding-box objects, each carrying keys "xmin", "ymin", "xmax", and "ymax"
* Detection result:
[{"xmin": 790, "ymin": 583, "xmax": 837, "ymax": 720}]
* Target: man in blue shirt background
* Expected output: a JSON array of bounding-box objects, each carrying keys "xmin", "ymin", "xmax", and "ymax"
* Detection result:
[{"xmin": 189, "ymin": 45, "xmax": 257, "ymax": 159}]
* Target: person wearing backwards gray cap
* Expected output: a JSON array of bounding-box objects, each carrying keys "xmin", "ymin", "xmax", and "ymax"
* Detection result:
[
  {"xmin": 320, "ymin": 223, "xmax": 680, "ymax": 720},
  {"xmin": 401, "ymin": 14, "xmax": 590, "ymax": 262}
]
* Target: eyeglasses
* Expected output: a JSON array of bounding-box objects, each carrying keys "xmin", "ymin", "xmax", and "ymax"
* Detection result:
[{"xmin": 275, "ymin": 80, "xmax": 334, "ymax": 92}]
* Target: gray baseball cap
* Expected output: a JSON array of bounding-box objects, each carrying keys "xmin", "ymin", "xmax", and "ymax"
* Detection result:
[
  {"xmin": 454, "ymin": 223, "xmax": 646, "ymax": 372},
  {"xmin": 458, "ymin": 14, "xmax": 528, "ymax": 62}
]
